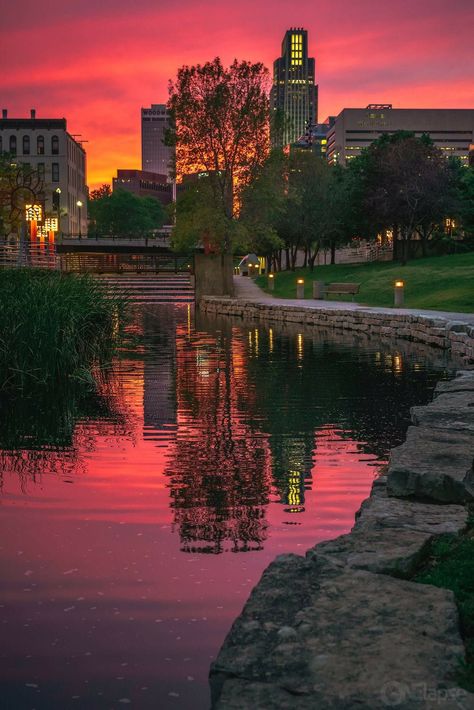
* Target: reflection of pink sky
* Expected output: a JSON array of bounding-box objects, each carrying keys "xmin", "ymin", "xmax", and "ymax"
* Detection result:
[{"xmin": 0, "ymin": 348, "xmax": 379, "ymax": 708}]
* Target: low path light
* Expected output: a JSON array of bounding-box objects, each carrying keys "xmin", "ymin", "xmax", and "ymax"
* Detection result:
[
  {"xmin": 394, "ymin": 280, "xmax": 405, "ymax": 307},
  {"xmin": 296, "ymin": 278, "xmax": 305, "ymax": 299},
  {"xmin": 268, "ymin": 273, "xmax": 275, "ymax": 291}
]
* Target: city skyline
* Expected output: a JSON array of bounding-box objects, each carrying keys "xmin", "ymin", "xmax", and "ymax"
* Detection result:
[{"xmin": 2, "ymin": 0, "xmax": 473, "ymax": 188}]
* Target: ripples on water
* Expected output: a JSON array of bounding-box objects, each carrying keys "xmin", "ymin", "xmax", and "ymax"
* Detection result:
[{"xmin": 0, "ymin": 304, "xmax": 455, "ymax": 709}]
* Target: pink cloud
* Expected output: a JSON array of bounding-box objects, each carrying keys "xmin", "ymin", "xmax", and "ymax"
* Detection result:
[{"xmin": 1, "ymin": 0, "xmax": 473, "ymax": 187}]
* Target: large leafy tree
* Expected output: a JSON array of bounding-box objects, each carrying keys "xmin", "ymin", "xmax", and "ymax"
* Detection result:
[
  {"xmin": 0, "ymin": 155, "xmax": 44, "ymax": 237},
  {"xmin": 351, "ymin": 132, "xmax": 453, "ymax": 262},
  {"xmin": 88, "ymin": 189, "xmax": 166, "ymax": 238},
  {"xmin": 168, "ymin": 57, "xmax": 270, "ymax": 253},
  {"xmin": 239, "ymin": 151, "xmax": 286, "ymax": 268}
]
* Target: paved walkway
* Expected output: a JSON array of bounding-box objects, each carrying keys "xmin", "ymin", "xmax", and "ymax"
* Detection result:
[{"xmin": 232, "ymin": 276, "xmax": 474, "ymax": 324}]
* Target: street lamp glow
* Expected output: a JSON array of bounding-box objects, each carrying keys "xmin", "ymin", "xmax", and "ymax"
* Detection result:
[{"xmin": 77, "ymin": 200, "xmax": 83, "ymax": 208}]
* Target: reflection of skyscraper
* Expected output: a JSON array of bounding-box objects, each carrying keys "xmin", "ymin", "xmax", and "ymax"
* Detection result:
[
  {"xmin": 142, "ymin": 307, "xmax": 179, "ymax": 438},
  {"xmin": 270, "ymin": 28, "xmax": 318, "ymax": 147}
]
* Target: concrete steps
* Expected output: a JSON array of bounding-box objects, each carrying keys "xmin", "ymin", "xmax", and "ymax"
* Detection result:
[{"xmin": 94, "ymin": 274, "xmax": 194, "ymax": 303}]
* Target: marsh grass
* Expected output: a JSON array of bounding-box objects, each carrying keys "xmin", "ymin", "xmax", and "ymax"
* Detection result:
[{"xmin": 0, "ymin": 269, "xmax": 125, "ymax": 392}]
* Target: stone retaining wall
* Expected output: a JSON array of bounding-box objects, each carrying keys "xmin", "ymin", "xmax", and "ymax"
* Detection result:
[
  {"xmin": 207, "ymin": 304, "xmax": 474, "ymax": 708},
  {"xmin": 200, "ymin": 298, "xmax": 474, "ymax": 365}
]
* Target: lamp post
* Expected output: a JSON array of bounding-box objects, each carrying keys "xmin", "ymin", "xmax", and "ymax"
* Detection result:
[
  {"xmin": 296, "ymin": 278, "xmax": 305, "ymax": 299},
  {"xmin": 394, "ymin": 280, "xmax": 405, "ymax": 307},
  {"xmin": 77, "ymin": 200, "xmax": 83, "ymax": 239},
  {"xmin": 268, "ymin": 273, "xmax": 275, "ymax": 291},
  {"xmin": 54, "ymin": 187, "xmax": 61, "ymax": 242}
]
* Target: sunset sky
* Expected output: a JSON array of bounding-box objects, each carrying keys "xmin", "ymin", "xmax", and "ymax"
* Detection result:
[{"xmin": 2, "ymin": 0, "xmax": 473, "ymax": 189}]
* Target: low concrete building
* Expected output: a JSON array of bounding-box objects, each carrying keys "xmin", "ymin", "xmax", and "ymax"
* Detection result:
[
  {"xmin": 326, "ymin": 105, "xmax": 474, "ymax": 166},
  {"xmin": 0, "ymin": 108, "xmax": 88, "ymax": 237},
  {"xmin": 113, "ymin": 169, "xmax": 173, "ymax": 205}
]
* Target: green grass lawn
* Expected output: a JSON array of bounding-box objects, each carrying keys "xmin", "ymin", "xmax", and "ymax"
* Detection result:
[
  {"xmin": 255, "ymin": 253, "xmax": 474, "ymax": 313},
  {"xmin": 414, "ymin": 532, "xmax": 474, "ymax": 691}
]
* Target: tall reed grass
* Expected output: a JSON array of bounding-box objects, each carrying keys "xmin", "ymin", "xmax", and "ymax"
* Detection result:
[{"xmin": 0, "ymin": 269, "xmax": 125, "ymax": 392}]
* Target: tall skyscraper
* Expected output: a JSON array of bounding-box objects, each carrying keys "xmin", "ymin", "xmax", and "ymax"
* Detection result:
[
  {"xmin": 141, "ymin": 104, "xmax": 174, "ymax": 179},
  {"xmin": 270, "ymin": 28, "xmax": 318, "ymax": 147}
]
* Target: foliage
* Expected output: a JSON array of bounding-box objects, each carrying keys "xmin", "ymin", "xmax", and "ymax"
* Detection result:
[
  {"xmin": 172, "ymin": 177, "xmax": 246, "ymax": 253},
  {"xmin": 348, "ymin": 132, "xmax": 454, "ymax": 262},
  {"xmin": 414, "ymin": 533, "xmax": 474, "ymax": 691},
  {"xmin": 239, "ymin": 150, "xmax": 286, "ymax": 258},
  {"xmin": 89, "ymin": 183, "xmax": 111, "ymax": 201},
  {"xmin": 240, "ymin": 150, "xmax": 354, "ymax": 270},
  {"xmin": 254, "ymin": 252, "xmax": 474, "ymax": 312},
  {"xmin": 87, "ymin": 188, "xmax": 166, "ymax": 237},
  {"xmin": 455, "ymin": 166, "xmax": 474, "ymax": 237},
  {"xmin": 0, "ymin": 269, "xmax": 125, "ymax": 393},
  {"xmin": 168, "ymin": 57, "xmax": 270, "ymax": 252},
  {"xmin": 0, "ymin": 155, "xmax": 44, "ymax": 236}
]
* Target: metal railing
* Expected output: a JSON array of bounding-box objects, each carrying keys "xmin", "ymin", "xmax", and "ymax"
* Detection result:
[
  {"xmin": 0, "ymin": 241, "xmax": 59, "ymax": 270},
  {"xmin": 59, "ymin": 252, "xmax": 193, "ymax": 274}
]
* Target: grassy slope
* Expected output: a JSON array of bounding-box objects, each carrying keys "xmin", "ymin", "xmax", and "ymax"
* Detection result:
[
  {"xmin": 255, "ymin": 253, "xmax": 474, "ymax": 313},
  {"xmin": 414, "ymin": 534, "xmax": 474, "ymax": 691}
]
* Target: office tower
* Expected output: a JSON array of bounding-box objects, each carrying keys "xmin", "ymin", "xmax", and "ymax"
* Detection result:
[
  {"xmin": 325, "ymin": 106, "xmax": 474, "ymax": 166},
  {"xmin": 270, "ymin": 28, "xmax": 318, "ymax": 147},
  {"xmin": 0, "ymin": 108, "xmax": 87, "ymax": 237},
  {"xmin": 141, "ymin": 104, "xmax": 174, "ymax": 179}
]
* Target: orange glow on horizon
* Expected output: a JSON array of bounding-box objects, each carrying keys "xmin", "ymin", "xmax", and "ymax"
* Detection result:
[{"xmin": 2, "ymin": 2, "xmax": 473, "ymax": 189}]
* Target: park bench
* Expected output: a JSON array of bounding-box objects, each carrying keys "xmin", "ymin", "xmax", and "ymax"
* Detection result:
[{"xmin": 326, "ymin": 282, "xmax": 360, "ymax": 301}]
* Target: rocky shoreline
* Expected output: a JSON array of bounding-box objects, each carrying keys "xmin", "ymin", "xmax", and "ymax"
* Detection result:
[
  {"xmin": 205, "ymin": 303, "xmax": 474, "ymax": 708},
  {"xmin": 200, "ymin": 298, "xmax": 474, "ymax": 365}
]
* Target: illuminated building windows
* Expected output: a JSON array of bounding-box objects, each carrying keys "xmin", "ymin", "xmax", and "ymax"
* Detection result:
[
  {"xmin": 37, "ymin": 135, "xmax": 44, "ymax": 155},
  {"xmin": 9, "ymin": 135, "xmax": 16, "ymax": 155},
  {"xmin": 22, "ymin": 135, "xmax": 30, "ymax": 155},
  {"xmin": 52, "ymin": 162, "xmax": 59, "ymax": 182},
  {"xmin": 51, "ymin": 135, "xmax": 59, "ymax": 155}
]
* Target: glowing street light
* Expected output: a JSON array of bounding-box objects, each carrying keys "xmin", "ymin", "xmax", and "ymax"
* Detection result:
[
  {"xmin": 296, "ymin": 278, "xmax": 305, "ymax": 299},
  {"xmin": 77, "ymin": 199, "xmax": 83, "ymax": 239},
  {"xmin": 394, "ymin": 280, "xmax": 405, "ymax": 307}
]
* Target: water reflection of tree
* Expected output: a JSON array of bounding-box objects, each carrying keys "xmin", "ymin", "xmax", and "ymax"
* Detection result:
[
  {"xmin": 0, "ymin": 371, "xmax": 131, "ymax": 490},
  {"xmin": 159, "ymin": 310, "xmax": 451, "ymax": 554},
  {"xmin": 164, "ymin": 324, "xmax": 272, "ymax": 554},
  {"xmin": 194, "ymin": 313, "xmax": 451, "ymax": 509}
]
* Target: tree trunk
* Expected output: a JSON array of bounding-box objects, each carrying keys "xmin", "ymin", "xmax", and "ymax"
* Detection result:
[
  {"xmin": 392, "ymin": 224, "xmax": 399, "ymax": 261},
  {"xmin": 330, "ymin": 240, "xmax": 336, "ymax": 265},
  {"xmin": 303, "ymin": 247, "xmax": 308, "ymax": 268},
  {"xmin": 285, "ymin": 248, "xmax": 290, "ymax": 271}
]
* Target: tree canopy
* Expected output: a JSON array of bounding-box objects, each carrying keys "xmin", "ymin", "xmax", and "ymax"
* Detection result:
[
  {"xmin": 88, "ymin": 189, "xmax": 166, "ymax": 238},
  {"xmin": 168, "ymin": 57, "xmax": 270, "ymax": 252}
]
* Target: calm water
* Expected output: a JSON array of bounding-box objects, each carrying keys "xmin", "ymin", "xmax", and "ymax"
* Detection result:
[{"xmin": 0, "ymin": 305, "xmax": 455, "ymax": 710}]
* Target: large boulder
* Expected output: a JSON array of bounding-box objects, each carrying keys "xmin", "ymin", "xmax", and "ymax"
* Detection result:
[
  {"xmin": 386, "ymin": 426, "xmax": 474, "ymax": 503},
  {"xmin": 309, "ymin": 478, "xmax": 468, "ymax": 576},
  {"xmin": 210, "ymin": 554, "xmax": 470, "ymax": 709}
]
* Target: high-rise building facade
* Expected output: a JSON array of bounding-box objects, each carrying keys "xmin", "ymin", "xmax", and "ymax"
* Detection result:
[
  {"xmin": 326, "ymin": 106, "xmax": 474, "ymax": 166},
  {"xmin": 0, "ymin": 109, "xmax": 88, "ymax": 237},
  {"xmin": 141, "ymin": 104, "xmax": 174, "ymax": 179},
  {"xmin": 270, "ymin": 28, "xmax": 318, "ymax": 147}
]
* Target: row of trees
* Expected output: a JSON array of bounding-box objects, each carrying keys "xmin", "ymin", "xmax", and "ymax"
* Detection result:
[
  {"xmin": 88, "ymin": 185, "xmax": 166, "ymax": 238},
  {"xmin": 168, "ymin": 57, "xmax": 474, "ymax": 265}
]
